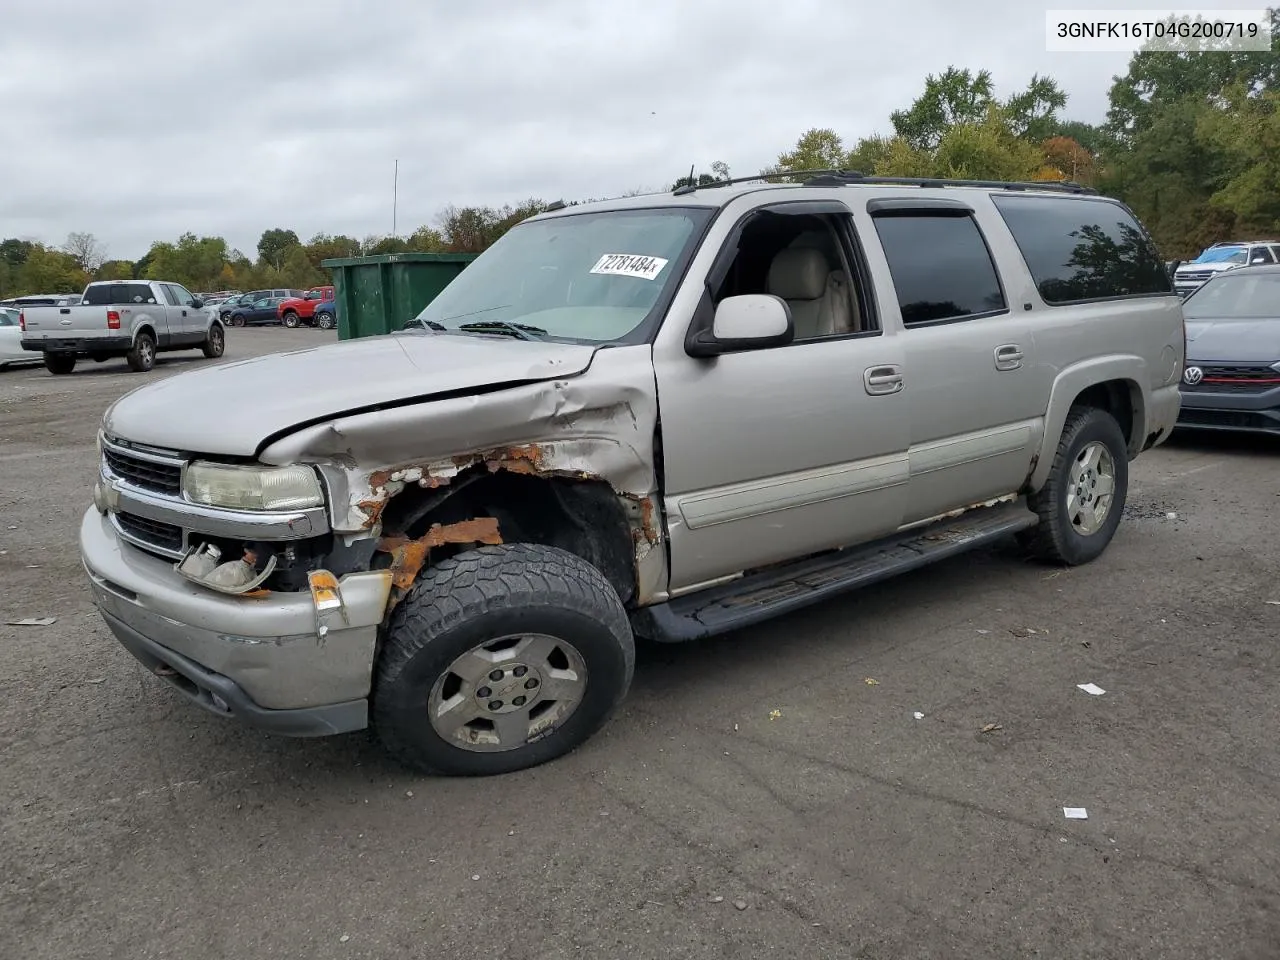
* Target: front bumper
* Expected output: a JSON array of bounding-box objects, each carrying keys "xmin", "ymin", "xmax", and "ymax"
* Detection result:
[
  {"xmin": 80, "ymin": 507, "xmax": 393, "ymax": 736},
  {"xmin": 1176, "ymin": 383, "xmax": 1280, "ymax": 434}
]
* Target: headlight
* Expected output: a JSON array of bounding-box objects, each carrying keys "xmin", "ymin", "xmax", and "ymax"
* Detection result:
[{"xmin": 183, "ymin": 462, "xmax": 324, "ymax": 511}]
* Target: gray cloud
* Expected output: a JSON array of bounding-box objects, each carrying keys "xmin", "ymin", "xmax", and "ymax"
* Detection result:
[{"xmin": 0, "ymin": 0, "xmax": 1237, "ymax": 260}]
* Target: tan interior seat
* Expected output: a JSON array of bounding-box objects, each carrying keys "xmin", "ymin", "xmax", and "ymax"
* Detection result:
[{"xmin": 766, "ymin": 247, "xmax": 854, "ymax": 339}]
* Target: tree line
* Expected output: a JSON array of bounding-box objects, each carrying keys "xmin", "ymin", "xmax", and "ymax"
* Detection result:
[{"xmin": 3, "ymin": 10, "xmax": 1276, "ymax": 299}]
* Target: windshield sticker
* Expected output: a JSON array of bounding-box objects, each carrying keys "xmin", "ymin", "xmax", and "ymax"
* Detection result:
[{"xmin": 590, "ymin": 253, "xmax": 669, "ymax": 281}]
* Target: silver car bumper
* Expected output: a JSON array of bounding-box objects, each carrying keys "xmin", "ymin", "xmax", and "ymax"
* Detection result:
[{"xmin": 80, "ymin": 507, "xmax": 393, "ymax": 736}]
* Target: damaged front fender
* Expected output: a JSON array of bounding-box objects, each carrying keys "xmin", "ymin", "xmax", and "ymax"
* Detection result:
[{"xmin": 257, "ymin": 345, "xmax": 669, "ymax": 604}]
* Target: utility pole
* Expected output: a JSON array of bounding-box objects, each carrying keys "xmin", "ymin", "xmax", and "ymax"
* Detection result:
[{"xmin": 392, "ymin": 159, "xmax": 399, "ymax": 237}]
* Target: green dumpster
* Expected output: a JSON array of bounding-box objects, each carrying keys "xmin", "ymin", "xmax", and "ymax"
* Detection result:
[{"xmin": 320, "ymin": 252, "xmax": 478, "ymax": 340}]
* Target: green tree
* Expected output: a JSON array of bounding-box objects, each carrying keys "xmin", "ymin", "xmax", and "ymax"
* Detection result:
[
  {"xmin": 890, "ymin": 68, "xmax": 996, "ymax": 150},
  {"xmin": 95, "ymin": 260, "xmax": 135, "ymax": 281},
  {"xmin": 1198, "ymin": 88, "xmax": 1280, "ymax": 226},
  {"xmin": 1003, "ymin": 74, "xmax": 1069, "ymax": 142},
  {"xmin": 1, "ymin": 238, "xmax": 34, "ymax": 269},
  {"xmin": 763, "ymin": 130, "xmax": 847, "ymax": 179},
  {"xmin": 304, "ymin": 232, "xmax": 362, "ymax": 269},
  {"xmin": 144, "ymin": 233, "xmax": 231, "ymax": 290},
  {"xmin": 281, "ymin": 244, "xmax": 323, "ymax": 287},
  {"xmin": 1106, "ymin": 9, "xmax": 1280, "ymax": 140},
  {"xmin": 257, "ymin": 228, "xmax": 301, "ymax": 270},
  {"xmin": 17, "ymin": 245, "xmax": 88, "ymax": 293}
]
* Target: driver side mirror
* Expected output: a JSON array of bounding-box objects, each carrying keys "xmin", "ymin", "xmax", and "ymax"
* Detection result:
[
  {"xmin": 686, "ymin": 294, "xmax": 794, "ymax": 358},
  {"xmin": 190, "ymin": 298, "xmax": 204, "ymax": 309}
]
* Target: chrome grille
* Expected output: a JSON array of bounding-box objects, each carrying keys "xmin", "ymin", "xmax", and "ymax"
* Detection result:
[{"xmin": 101, "ymin": 437, "xmax": 184, "ymax": 495}]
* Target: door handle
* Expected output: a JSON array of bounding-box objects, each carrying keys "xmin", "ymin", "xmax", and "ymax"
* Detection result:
[
  {"xmin": 864, "ymin": 365, "xmax": 904, "ymax": 396},
  {"xmin": 995, "ymin": 344, "xmax": 1024, "ymax": 370}
]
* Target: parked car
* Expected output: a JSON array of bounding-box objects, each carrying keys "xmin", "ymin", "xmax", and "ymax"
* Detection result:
[
  {"xmin": 277, "ymin": 285, "xmax": 336, "ymax": 328},
  {"xmin": 82, "ymin": 173, "xmax": 1183, "ymax": 776},
  {"xmin": 219, "ymin": 289, "xmax": 296, "ymax": 323},
  {"xmin": 18, "ymin": 279, "xmax": 224, "ymax": 374},
  {"xmin": 0, "ymin": 306, "xmax": 41, "ymax": 368},
  {"xmin": 310, "ymin": 298, "xmax": 336, "ymax": 330},
  {"xmin": 228, "ymin": 292, "xmax": 304, "ymax": 326},
  {"xmin": 1172, "ymin": 241, "xmax": 1280, "ymax": 298},
  {"xmin": 1175, "ymin": 263, "xmax": 1280, "ymax": 434},
  {"xmin": 1, "ymin": 292, "xmax": 82, "ymax": 307}
]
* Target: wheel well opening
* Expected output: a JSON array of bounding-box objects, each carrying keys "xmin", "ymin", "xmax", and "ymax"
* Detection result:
[
  {"xmin": 377, "ymin": 467, "xmax": 637, "ymax": 606},
  {"xmin": 1071, "ymin": 379, "xmax": 1141, "ymax": 451}
]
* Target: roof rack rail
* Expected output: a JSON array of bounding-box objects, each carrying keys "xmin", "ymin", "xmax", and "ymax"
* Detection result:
[
  {"xmin": 800, "ymin": 170, "xmax": 1098, "ymax": 195},
  {"xmin": 671, "ymin": 169, "xmax": 846, "ymax": 196}
]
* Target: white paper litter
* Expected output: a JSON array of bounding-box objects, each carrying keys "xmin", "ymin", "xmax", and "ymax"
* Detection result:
[
  {"xmin": 913, "ymin": 712, "xmax": 925, "ymax": 720},
  {"xmin": 1063, "ymin": 807, "xmax": 1089, "ymax": 820},
  {"xmin": 1077, "ymin": 683, "xmax": 1106, "ymax": 696},
  {"xmin": 6, "ymin": 617, "xmax": 56, "ymax": 626}
]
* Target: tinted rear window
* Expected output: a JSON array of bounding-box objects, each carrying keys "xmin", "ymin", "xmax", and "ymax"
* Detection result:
[
  {"xmin": 992, "ymin": 196, "xmax": 1171, "ymax": 304},
  {"xmin": 82, "ymin": 283, "xmax": 158, "ymax": 306}
]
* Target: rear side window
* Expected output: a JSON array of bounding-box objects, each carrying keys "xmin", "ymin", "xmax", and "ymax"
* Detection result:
[
  {"xmin": 82, "ymin": 283, "xmax": 157, "ymax": 306},
  {"xmin": 991, "ymin": 195, "xmax": 1171, "ymax": 304},
  {"xmin": 871, "ymin": 212, "xmax": 1007, "ymax": 326},
  {"xmin": 1248, "ymin": 247, "xmax": 1276, "ymax": 265}
]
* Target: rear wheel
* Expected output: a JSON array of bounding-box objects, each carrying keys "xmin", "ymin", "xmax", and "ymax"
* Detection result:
[
  {"xmin": 282, "ymin": 311, "xmax": 299, "ymax": 329},
  {"xmin": 373, "ymin": 543, "xmax": 635, "ymax": 776},
  {"xmin": 1023, "ymin": 406, "xmax": 1129, "ymax": 565},
  {"xmin": 201, "ymin": 322, "xmax": 225, "ymax": 358},
  {"xmin": 126, "ymin": 331, "xmax": 156, "ymax": 372},
  {"xmin": 314, "ymin": 311, "xmax": 335, "ymax": 330},
  {"xmin": 44, "ymin": 354, "xmax": 75, "ymax": 375}
]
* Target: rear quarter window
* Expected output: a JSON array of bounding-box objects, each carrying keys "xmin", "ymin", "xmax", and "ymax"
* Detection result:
[{"xmin": 991, "ymin": 195, "xmax": 1171, "ymax": 304}]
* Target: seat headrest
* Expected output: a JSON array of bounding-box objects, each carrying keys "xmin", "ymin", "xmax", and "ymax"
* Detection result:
[{"xmin": 767, "ymin": 248, "xmax": 829, "ymax": 301}]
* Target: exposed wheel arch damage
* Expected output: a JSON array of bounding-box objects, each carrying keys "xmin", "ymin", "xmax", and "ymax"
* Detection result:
[{"xmin": 256, "ymin": 351, "xmax": 666, "ymax": 616}]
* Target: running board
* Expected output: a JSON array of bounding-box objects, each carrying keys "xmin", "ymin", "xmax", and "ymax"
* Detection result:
[{"xmin": 632, "ymin": 498, "xmax": 1039, "ymax": 643}]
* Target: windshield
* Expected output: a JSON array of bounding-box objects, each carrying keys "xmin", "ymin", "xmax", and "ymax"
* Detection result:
[
  {"xmin": 1193, "ymin": 247, "xmax": 1248, "ymax": 265},
  {"xmin": 1184, "ymin": 273, "xmax": 1280, "ymax": 319},
  {"xmin": 412, "ymin": 207, "xmax": 711, "ymax": 343}
]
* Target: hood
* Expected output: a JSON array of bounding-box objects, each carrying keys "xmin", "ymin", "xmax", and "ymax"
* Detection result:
[
  {"xmin": 1184, "ymin": 318, "xmax": 1280, "ymax": 363},
  {"xmin": 104, "ymin": 332, "xmax": 599, "ymax": 457}
]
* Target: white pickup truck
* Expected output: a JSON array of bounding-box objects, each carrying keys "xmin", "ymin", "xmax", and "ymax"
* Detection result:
[{"xmin": 19, "ymin": 279, "xmax": 226, "ymax": 374}]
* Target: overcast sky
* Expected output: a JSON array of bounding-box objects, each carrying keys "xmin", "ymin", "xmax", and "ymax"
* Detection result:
[{"xmin": 0, "ymin": 0, "xmax": 1243, "ymax": 261}]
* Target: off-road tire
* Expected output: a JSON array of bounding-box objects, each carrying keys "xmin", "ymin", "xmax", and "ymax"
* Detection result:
[
  {"xmin": 44, "ymin": 354, "xmax": 75, "ymax": 375},
  {"xmin": 126, "ymin": 331, "xmax": 156, "ymax": 372},
  {"xmin": 201, "ymin": 322, "xmax": 225, "ymax": 358},
  {"xmin": 373, "ymin": 543, "xmax": 635, "ymax": 777},
  {"xmin": 1023, "ymin": 406, "xmax": 1129, "ymax": 565},
  {"xmin": 282, "ymin": 311, "xmax": 299, "ymax": 329}
]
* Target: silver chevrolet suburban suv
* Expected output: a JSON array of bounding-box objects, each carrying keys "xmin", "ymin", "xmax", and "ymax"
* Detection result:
[{"xmin": 81, "ymin": 173, "xmax": 1184, "ymax": 776}]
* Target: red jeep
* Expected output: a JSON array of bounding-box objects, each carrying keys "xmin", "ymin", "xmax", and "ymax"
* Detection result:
[{"xmin": 277, "ymin": 285, "xmax": 335, "ymax": 329}]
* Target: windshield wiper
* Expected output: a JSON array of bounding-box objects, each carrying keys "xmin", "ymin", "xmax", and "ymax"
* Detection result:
[
  {"xmin": 403, "ymin": 318, "xmax": 447, "ymax": 332},
  {"xmin": 457, "ymin": 320, "xmax": 547, "ymax": 341}
]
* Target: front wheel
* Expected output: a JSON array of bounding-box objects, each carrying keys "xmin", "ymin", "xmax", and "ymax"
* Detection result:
[
  {"xmin": 231, "ymin": 315, "xmax": 246, "ymax": 327},
  {"xmin": 373, "ymin": 543, "xmax": 635, "ymax": 776},
  {"xmin": 282, "ymin": 311, "xmax": 299, "ymax": 329},
  {"xmin": 126, "ymin": 331, "xmax": 156, "ymax": 372},
  {"xmin": 44, "ymin": 354, "xmax": 75, "ymax": 375},
  {"xmin": 1023, "ymin": 406, "xmax": 1129, "ymax": 565},
  {"xmin": 314, "ymin": 311, "xmax": 334, "ymax": 330},
  {"xmin": 201, "ymin": 322, "xmax": 225, "ymax": 358}
]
